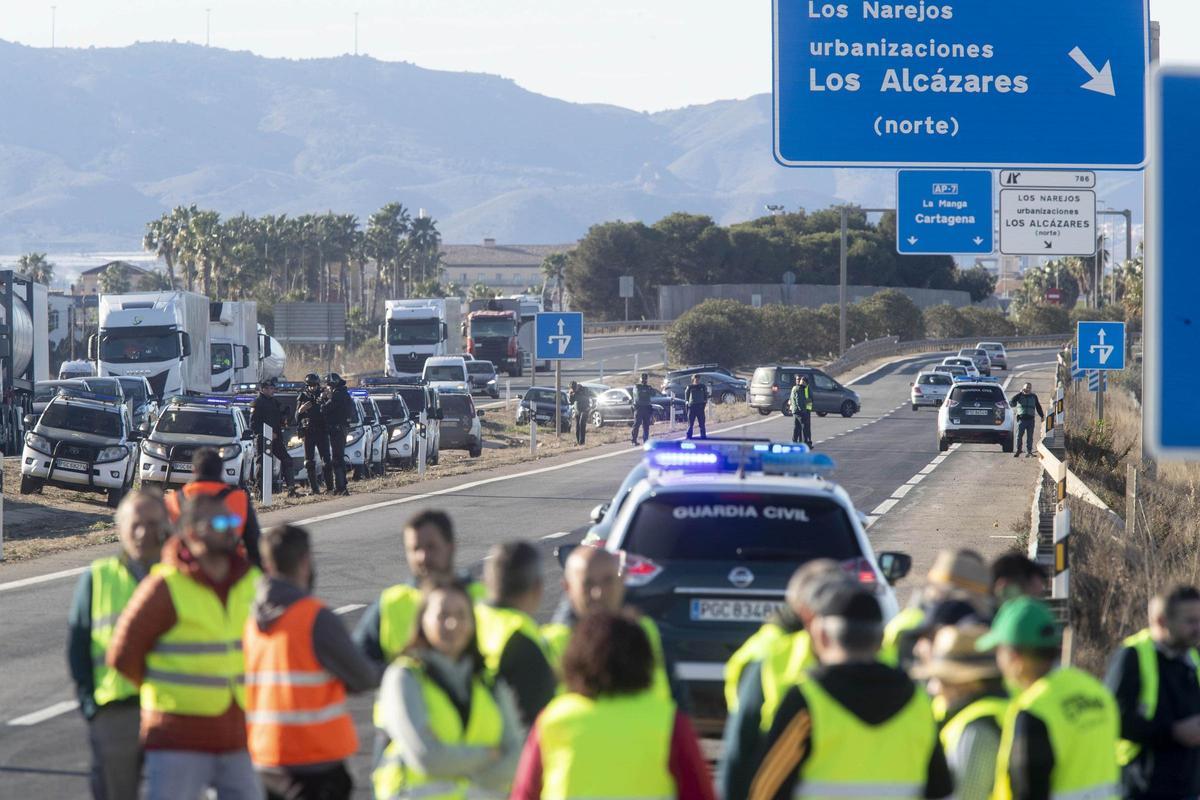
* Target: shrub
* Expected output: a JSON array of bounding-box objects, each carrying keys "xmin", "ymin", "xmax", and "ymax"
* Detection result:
[
  {"xmin": 923, "ymin": 304, "xmax": 969, "ymax": 339},
  {"xmin": 857, "ymin": 289, "xmax": 925, "ymax": 341},
  {"xmin": 958, "ymin": 306, "xmax": 1016, "ymax": 338},
  {"xmin": 665, "ymin": 299, "xmax": 761, "ymax": 367},
  {"xmin": 1016, "ymin": 304, "xmax": 1070, "ymax": 335},
  {"xmin": 1069, "ymin": 304, "xmax": 1126, "ymax": 328}
]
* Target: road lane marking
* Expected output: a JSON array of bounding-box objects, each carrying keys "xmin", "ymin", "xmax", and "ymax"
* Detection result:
[
  {"xmin": 540, "ymin": 531, "xmax": 572, "ymax": 540},
  {"xmin": 919, "ymin": 464, "xmax": 938, "ymax": 475},
  {"xmin": 891, "ymin": 484, "xmax": 913, "ymax": 499},
  {"xmin": 333, "ymin": 604, "xmax": 366, "ymax": 615},
  {"xmin": 7, "ymin": 700, "xmax": 78, "ymax": 727},
  {"xmin": 0, "ymin": 567, "xmax": 86, "ymax": 594},
  {"xmin": 871, "ymin": 498, "xmax": 899, "ymax": 515},
  {"xmin": 907, "ymin": 474, "xmax": 926, "ymax": 485}
]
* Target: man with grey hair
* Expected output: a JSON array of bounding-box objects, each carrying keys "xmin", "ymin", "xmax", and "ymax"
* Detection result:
[
  {"xmin": 68, "ymin": 489, "xmax": 171, "ymax": 800},
  {"xmin": 750, "ymin": 583, "xmax": 952, "ymax": 800}
]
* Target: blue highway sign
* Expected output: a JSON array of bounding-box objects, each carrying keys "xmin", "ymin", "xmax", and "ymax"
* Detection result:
[
  {"xmin": 896, "ymin": 170, "xmax": 993, "ymax": 254},
  {"xmin": 1146, "ymin": 68, "xmax": 1200, "ymax": 459},
  {"xmin": 535, "ymin": 313, "xmax": 584, "ymax": 361},
  {"xmin": 1076, "ymin": 321, "xmax": 1125, "ymax": 371},
  {"xmin": 773, "ymin": 0, "xmax": 1148, "ymax": 168}
]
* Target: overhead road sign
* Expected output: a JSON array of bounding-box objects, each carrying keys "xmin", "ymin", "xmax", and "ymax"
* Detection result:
[
  {"xmin": 1000, "ymin": 188, "xmax": 1096, "ymax": 256},
  {"xmin": 1076, "ymin": 322, "xmax": 1124, "ymax": 371},
  {"xmin": 1146, "ymin": 68, "xmax": 1200, "ymax": 460},
  {"xmin": 772, "ymin": 0, "xmax": 1148, "ymax": 168},
  {"xmin": 1000, "ymin": 170, "xmax": 1096, "ymax": 189},
  {"xmin": 535, "ymin": 312, "xmax": 583, "ymax": 360},
  {"xmin": 896, "ymin": 169, "xmax": 993, "ymax": 254}
]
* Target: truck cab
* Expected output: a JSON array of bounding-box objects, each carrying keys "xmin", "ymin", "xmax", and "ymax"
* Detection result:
[
  {"xmin": 210, "ymin": 301, "xmax": 258, "ymax": 393},
  {"xmin": 382, "ymin": 298, "xmax": 462, "ymax": 377},
  {"xmin": 91, "ymin": 291, "xmax": 210, "ymax": 401},
  {"xmin": 465, "ymin": 309, "xmax": 521, "ymax": 377}
]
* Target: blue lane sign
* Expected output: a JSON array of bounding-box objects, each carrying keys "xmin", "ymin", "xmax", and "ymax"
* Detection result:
[
  {"xmin": 535, "ymin": 313, "xmax": 584, "ymax": 361},
  {"xmin": 1076, "ymin": 321, "xmax": 1125, "ymax": 371},
  {"xmin": 896, "ymin": 170, "xmax": 992, "ymax": 254},
  {"xmin": 1146, "ymin": 68, "xmax": 1200, "ymax": 459},
  {"xmin": 773, "ymin": 0, "xmax": 1148, "ymax": 168},
  {"xmin": 1087, "ymin": 370, "xmax": 1106, "ymax": 394}
]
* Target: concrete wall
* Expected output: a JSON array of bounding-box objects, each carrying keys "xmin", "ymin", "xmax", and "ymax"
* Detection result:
[{"xmin": 657, "ymin": 283, "xmax": 974, "ymax": 321}]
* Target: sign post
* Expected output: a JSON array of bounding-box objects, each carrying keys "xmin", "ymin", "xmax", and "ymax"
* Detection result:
[
  {"xmin": 1078, "ymin": 321, "xmax": 1124, "ymax": 424},
  {"xmin": 261, "ymin": 424, "xmax": 273, "ymax": 507},
  {"xmin": 619, "ymin": 277, "xmax": 634, "ymax": 322},
  {"xmin": 536, "ymin": 312, "xmax": 585, "ymax": 446},
  {"xmin": 773, "ymin": 0, "xmax": 1148, "ymax": 169},
  {"xmin": 896, "ymin": 170, "xmax": 993, "ymax": 254}
]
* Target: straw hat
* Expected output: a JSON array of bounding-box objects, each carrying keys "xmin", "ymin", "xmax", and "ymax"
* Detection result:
[
  {"xmin": 926, "ymin": 549, "xmax": 991, "ymax": 597},
  {"xmin": 912, "ymin": 624, "xmax": 1001, "ymax": 683}
]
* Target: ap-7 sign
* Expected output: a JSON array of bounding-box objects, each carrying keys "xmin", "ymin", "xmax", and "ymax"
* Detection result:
[{"xmin": 773, "ymin": 0, "xmax": 1148, "ymax": 168}]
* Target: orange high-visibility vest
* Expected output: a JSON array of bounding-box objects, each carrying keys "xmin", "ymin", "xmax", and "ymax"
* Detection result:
[
  {"xmin": 165, "ymin": 481, "xmax": 250, "ymax": 538},
  {"xmin": 242, "ymin": 596, "xmax": 358, "ymax": 767}
]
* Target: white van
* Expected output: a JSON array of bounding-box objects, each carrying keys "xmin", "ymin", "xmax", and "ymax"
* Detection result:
[{"xmin": 422, "ymin": 356, "xmax": 470, "ymax": 394}]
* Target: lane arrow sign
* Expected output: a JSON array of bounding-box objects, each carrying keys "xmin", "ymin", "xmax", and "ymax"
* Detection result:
[
  {"xmin": 1043, "ymin": 241, "xmax": 1053, "ymax": 249},
  {"xmin": 557, "ymin": 319, "xmax": 565, "ymax": 335},
  {"xmin": 907, "ymin": 236, "xmax": 918, "ymax": 245},
  {"xmin": 1068, "ymin": 47, "xmax": 1116, "ymax": 96},
  {"xmin": 973, "ymin": 236, "xmax": 984, "ymax": 246},
  {"xmin": 1089, "ymin": 327, "xmax": 1114, "ymax": 365}
]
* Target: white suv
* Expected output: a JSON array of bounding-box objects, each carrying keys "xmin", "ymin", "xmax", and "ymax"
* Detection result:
[
  {"xmin": 139, "ymin": 397, "xmax": 253, "ymax": 487},
  {"xmin": 21, "ymin": 388, "xmax": 137, "ymax": 507},
  {"xmin": 422, "ymin": 356, "xmax": 470, "ymax": 394},
  {"xmin": 936, "ymin": 379, "xmax": 1014, "ymax": 453},
  {"xmin": 977, "ymin": 342, "xmax": 1008, "ymax": 370}
]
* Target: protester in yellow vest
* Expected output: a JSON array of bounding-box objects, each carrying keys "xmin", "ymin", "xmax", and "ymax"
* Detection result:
[
  {"xmin": 108, "ymin": 492, "xmax": 262, "ymax": 800},
  {"xmin": 914, "ymin": 624, "xmax": 1008, "ymax": 800},
  {"xmin": 882, "ymin": 548, "xmax": 993, "ymax": 670},
  {"xmin": 978, "ymin": 596, "xmax": 1120, "ymax": 800},
  {"xmin": 541, "ymin": 546, "xmax": 671, "ymax": 699},
  {"xmin": 749, "ymin": 583, "xmax": 952, "ymax": 800},
  {"xmin": 719, "ymin": 560, "xmax": 846, "ymax": 800},
  {"xmin": 510, "ymin": 610, "xmax": 716, "ymax": 800},
  {"xmin": 475, "ymin": 540, "xmax": 558, "ymax": 728},
  {"xmin": 374, "ymin": 582, "xmax": 521, "ymax": 800},
  {"xmin": 68, "ymin": 490, "xmax": 169, "ymax": 800},
  {"xmin": 1105, "ymin": 585, "xmax": 1200, "ymax": 799},
  {"xmin": 354, "ymin": 509, "xmax": 486, "ymax": 669}
]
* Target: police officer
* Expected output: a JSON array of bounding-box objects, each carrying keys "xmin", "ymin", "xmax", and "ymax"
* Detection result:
[
  {"xmin": 631, "ymin": 372, "xmax": 656, "ymax": 446},
  {"xmin": 295, "ymin": 373, "xmax": 332, "ymax": 495},
  {"xmin": 789, "ymin": 374, "xmax": 813, "ymax": 447},
  {"xmin": 321, "ymin": 373, "xmax": 354, "ymax": 496},
  {"xmin": 567, "ymin": 381, "xmax": 592, "ymax": 446},
  {"xmin": 1009, "ymin": 382, "xmax": 1045, "ymax": 458},
  {"xmin": 249, "ymin": 378, "xmax": 297, "ymax": 498},
  {"xmin": 685, "ymin": 374, "xmax": 709, "ymax": 440}
]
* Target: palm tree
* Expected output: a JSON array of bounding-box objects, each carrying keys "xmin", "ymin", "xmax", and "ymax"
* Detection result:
[
  {"xmin": 143, "ymin": 211, "xmax": 186, "ymax": 289},
  {"xmin": 367, "ymin": 202, "xmax": 410, "ymax": 303},
  {"xmin": 17, "ymin": 252, "xmax": 54, "ymax": 286},
  {"xmin": 178, "ymin": 210, "xmax": 224, "ymax": 297},
  {"xmin": 541, "ymin": 252, "xmax": 568, "ymax": 311},
  {"xmin": 138, "ymin": 271, "xmax": 174, "ymax": 291},
  {"xmin": 408, "ymin": 215, "xmax": 442, "ymax": 290},
  {"xmin": 99, "ymin": 264, "xmax": 131, "ymax": 294}
]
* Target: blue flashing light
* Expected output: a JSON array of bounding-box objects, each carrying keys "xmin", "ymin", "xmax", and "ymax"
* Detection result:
[
  {"xmin": 233, "ymin": 395, "xmax": 257, "ymax": 404},
  {"xmin": 57, "ymin": 387, "xmax": 123, "ymax": 404},
  {"xmin": 349, "ymin": 388, "xmax": 369, "ymax": 398},
  {"xmin": 642, "ymin": 439, "xmax": 835, "ymax": 477},
  {"xmin": 201, "ymin": 397, "xmax": 232, "ymax": 406}
]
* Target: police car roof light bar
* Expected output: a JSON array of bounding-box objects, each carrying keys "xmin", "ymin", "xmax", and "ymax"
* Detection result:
[
  {"xmin": 642, "ymin": 440, "xmax": 835, "ymax": 477},
  {"xmin": 348, "ymin": 388, "xmax": 369, "ymax": 398},
  {"xmin": 56, "ymin": 387, "xmax": 123, "ymax": 405}
]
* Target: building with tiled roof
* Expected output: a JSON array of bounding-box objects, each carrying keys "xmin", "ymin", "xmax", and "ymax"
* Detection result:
[{"xmin": 440, "ymin": 239, "xmax": 575, "ymax": 290}]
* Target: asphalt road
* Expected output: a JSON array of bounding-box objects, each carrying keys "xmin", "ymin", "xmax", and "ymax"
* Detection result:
[{"xmin": 0, "ymin": 346, "xmax": 1057, "ymax": 796}]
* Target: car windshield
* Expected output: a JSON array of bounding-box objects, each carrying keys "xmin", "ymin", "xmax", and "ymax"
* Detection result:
[
  {"xmin": 395, "ymin": 388, "xmax": 426, "ymax": 413},
  {"xmin": 99, "ymin": 327, "xmax": 180, "ymax": 363},
  {"xmin": 40, "ymin": 401, "xmax": 122, "ymax": 438},
  {"xmin": 82, "ymin": 379, "xmax": 123, "ymax": 399},
  {"xmin": 470, "ymin": 318, "xmax": 514, "ymax": 338},
  {"xmin": 387, "ymin": 319, "xmax": 442, "ymax": 346},
  {"xmin": 752, "ymin": 367, "xmax": 776, "ymax": 386},
  {"xmin": 35, "ymin": 382, "xmax": 81, "ymax": 401},
  {"xmin": 623, "ymin": 492, "xmax": 861, "ymax": 562},
  {"xmin": 441, "ymin": 395, "xmax": 474, "ymax": 415},
  {"xmin": 425, "ymin": 365, "xmax": 465, "ymax": 382},
  {"xmin": 155, "ymin": 409, "xmax": 236, "ymax": 438},
  {"xmin": 360, "ymin": 402, "xmax": 376, "ymax": 422},
  {"xmin": 373, "ymin": 397, "xmax": 409, "ymax": 418},
  {"xmin": 116, "ymin": 379, "xmax": 148, "ymax": 403},
  {"xmin": 936, "ymin": 366, "xmax": 967, "ymax": 376},
  {"xmin": 467, "ymin": 361, "xmax": 495, "ymax": 376},
  {"xmin": 211, "ymin": 343, "xmax": 234, "ymax": 375},
  {"xmin": 950, "ymin": 386, "xmax": 1006, "ymax": 405},
  {"xmin": 918, "ymin": 374, "xmax": 952, "ymax": 386}
]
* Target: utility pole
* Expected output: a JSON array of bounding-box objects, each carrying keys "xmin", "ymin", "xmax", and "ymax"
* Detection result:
[
  {"xmin": 205, "ymin": 8, "xmax": 211, "ymax": 47},
  {"xmin": 838, "ymin": 206, "xmax": 892, "ymax": 355},
  {"xmin": 50, "ymin": 6, "xmax": 56, "ymax": 48}
]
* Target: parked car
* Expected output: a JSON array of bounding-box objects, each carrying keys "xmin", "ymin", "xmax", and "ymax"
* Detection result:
[
  {"xmin": 516, "ymin": 387, "xmax": 573, "ymax": 432},
  {"xmin": 588, "ymin": 386, "xmax": 686, "ymax": 429},
  {"xmin": 437, "ymin": 389, "xmax": 485, "ymax": 457},
  {"xmin": 749, "ymin": 365, "xmax": 861, "ymax": 418},
  {"xmin": 664, "ymin": 364, "xmax": 735, "ymax": 383},
  {"xmin": 662, "ymin": 372, "xmax": 748, "ymax": 405},
  {"xmin": 465, "ymin": 360, "xmax": 500, "ymax": 398}
]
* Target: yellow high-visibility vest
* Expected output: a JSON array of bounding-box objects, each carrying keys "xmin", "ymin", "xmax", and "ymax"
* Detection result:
[{"xmin": 89, "ymin": 556, "xmax": 141, "ymax": 706}]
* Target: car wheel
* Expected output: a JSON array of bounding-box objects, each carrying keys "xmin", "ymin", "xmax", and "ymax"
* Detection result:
[
  {"xmin": 816, "ymin": 411, "xmax": 828, "ymax": 418},
  {"xmin": 469, "ymin": 444, "xmax": 482, "ymax": 458},
  {"xmin": 1002, "ymin": 436, "xmax": 1014, "ymax": 454},
  {"xmin": 757, "ymin": 408, "xmax": 772, "ymax": 416},
  {"xmin": 721, "ymin": 391, "xmax": 736, "ymax": 405},
  {"xmin": 840, "ymin": 401, "xmax": 857, "ymax": 418},
  {"xmin": 106, "ymin": 486, "xmax": 126, "ymax": 509},
  {"xmin": 938, "ymin": 436, "xmax": 949, "ymax": 453},
  {"xmin": 590, "ymin": 410, "xmax": 604, "ymax": 429},
  {"xmin": 429, "ymin": 447, "xmax": 439, "ymax": 466},
  {"xmin": 912, "ymin": 404, "xmax": 919, "ymax": 412},
  {"xmin": 19, "ymin": 474, "xmax": 42, "ymax": 495}
]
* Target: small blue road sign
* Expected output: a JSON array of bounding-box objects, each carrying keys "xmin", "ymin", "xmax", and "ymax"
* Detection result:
[
  {"xmin": 535, "ymin": 313, "xmax": 584, "ymax": 360},
  {"xmin": 1076, "ymin": 322, "xmax": 1125, "ymax": 371},
  {"xmin": 896, "ymin": 170, "xmax": 993, "ymax": 254},
  {"xmin": 1087, "ymin": 370, "xmax": 1107, "ymax": 393}
]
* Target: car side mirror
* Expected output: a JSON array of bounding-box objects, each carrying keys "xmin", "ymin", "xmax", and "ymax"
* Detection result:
[
  {"xmin": 877, "ymin": 552, "xmax": 913, "ymax": 585},
  {"xmin": 434, "ymin": 409, "xmax": 445, "ymax": 421},
  {"xmin": 589, "ymin": 502, "xmax": 609, "ymax": 524},
  {"xmin": 555, "ymin": 543, "xmax": 579, "ymax": 569},
  {"xmin": 180, "ymin": 332, "xmax": 192, "ymax": 358},
  {"xmin": 138, "ymin": 422, "xmax": 152, "ymax": 436},
  {"xmin": 378, "ymin": 323, "xmax": 386, "ymax": 344},
  {"xmin": 241, "ymin": 430, "xmax": 255, "ymax": 441},
  {"xmin": 410, "ymin": 411, "xmax": 421, "ymax": 421},
  {"xmin": 22, "ymin": 413, "xmax": 36, "ymax": 428},
  {"xmin": 379, "ymin": 416, "xmax": 390, "ymax": 426},
  {"xmin": 477, "ymin": 410, "xmax": 485, "ymax": 418}
]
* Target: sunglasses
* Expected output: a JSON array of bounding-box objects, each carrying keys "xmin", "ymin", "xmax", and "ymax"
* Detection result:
[{"xmin": 207, "ymin": 514, "xmax": 243, "ymax": 533}]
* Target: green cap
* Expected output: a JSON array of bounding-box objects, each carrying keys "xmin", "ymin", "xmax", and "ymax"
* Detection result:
[{"xmin": 976, "ymin": 596, "xmax": 1061, "ymax": 651}]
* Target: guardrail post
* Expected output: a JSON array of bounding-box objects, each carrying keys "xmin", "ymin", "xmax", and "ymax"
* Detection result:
[
  {"xmin": 0, "ymin": 464, "xmax": 5, "ymax": 562},
  {"xmin": 505, "ymin": 379, "xmax": 510, "ymax": 406},
  {"xmin": 633, "ymin": 354, "xmax": 639, "ymax": 378},
  {"xmin": 669, "ymin": 392, "xmax": 676, "ymax": 434},
  {"xmin": 1053, "ymin": 505, "xmax": 1070, "ymax": 600},
  {"xmin": 599, "ymin": 360, "xmax": 604, "ymax": 383},
  {"xmin": 261, "ymin": 423, "xmax": 273, "ymax": 507},
  {"xmin": 530, "ymin": 413, "xmax": 537, "ymax": 455},
  {"xmin": 417, "ymin": 412, "xmax": 426, "ymax": 479},
  {"xmin": 1125, "ymin": 463, "xmax": 1138, "ymax": 539}
]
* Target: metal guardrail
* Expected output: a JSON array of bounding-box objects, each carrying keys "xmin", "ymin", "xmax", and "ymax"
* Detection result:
[
  {"xmin": 583, "ymin": 320, "xmax": 671, "ymax": 334},
  {"xmin": 823, "ymin": 333, "xmax": 1073, "ymax": 377}
]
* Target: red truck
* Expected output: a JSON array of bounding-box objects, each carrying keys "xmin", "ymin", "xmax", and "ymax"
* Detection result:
[{"xmin": 466, "ymin": 309, "xmax": 522, "ymax": 377}]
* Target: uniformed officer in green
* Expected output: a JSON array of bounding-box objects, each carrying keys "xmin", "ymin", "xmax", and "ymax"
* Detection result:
[
  {"xmin": 1106, "ymin": 585, "xmax": 1200, "ymax": 798},
  {"xmin": 979, "ymin": 596, "xmax": 1120, "ymax": 800},
  {"xmin": 788, "ymin": 374, "xmax": 813, "ymax": 447},
  {"xmin": 631, "ymin": 372, "xmax": 656, "ymax": 445},
  {"xmin": 1009, "ymin": 382, "xmax": 1045, "ymax": 458},
  {"xmin": 68, "ymin": 490, "xmax": 170, "ymax": 800},
  {"xmin": 750, "ymin": 583, "xmax": 952, "ymax": 800}
]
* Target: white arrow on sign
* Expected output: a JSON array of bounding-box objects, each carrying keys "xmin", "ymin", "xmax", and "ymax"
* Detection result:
[
  {"xmin": 1089, "ymin": 327, "xmax": 1114, "ymax": 365},
  {"xmin": 973, "ymin": 236, "xmax": 984, "ymax": 246},
  {"xmin": 547, "ymin": 318, "xmax": 572, "ymax": 355},
  {"xmin": 907, "ymin": 236, "xmax": 918, "ymax": 245},
  {"xmin": 1068, "ymin": 47, "xmax": 1115, "ymax": 96}
]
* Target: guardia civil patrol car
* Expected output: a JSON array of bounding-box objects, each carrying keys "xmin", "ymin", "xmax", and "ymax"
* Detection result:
[
  {"xmin": 139, "ymin": 396, "xmax": 254, "ymax": 487},
  {"xmin": 936, "ymin": 376, "xmax": 1014, "ymax": 453},
  {"xmin": 20, "ymin": 387, "xmax": 137, "ymax": 508},
  {"xmin": 586, "ymin": 439, "xmax": 912, "ymax": 733}
]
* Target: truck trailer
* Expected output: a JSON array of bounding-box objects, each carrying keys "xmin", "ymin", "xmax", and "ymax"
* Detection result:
[
  {"xmin": 0, "ymin": 271, "xmax": 49, "ymax": 454},
  {"xmin": 210, "ymin": 300, "xmax": 258, "ymax": 392}
]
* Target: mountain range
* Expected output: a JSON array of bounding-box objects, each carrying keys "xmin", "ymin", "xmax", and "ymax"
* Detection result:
[{"xmin": 0, "ymin": 40, "xmax": 1144, "ymax": 252}]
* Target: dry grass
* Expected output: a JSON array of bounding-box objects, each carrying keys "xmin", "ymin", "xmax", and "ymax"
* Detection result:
[{"xmin": 1064, "ymin": 384, "xmax": 1200, "ymax": 672}]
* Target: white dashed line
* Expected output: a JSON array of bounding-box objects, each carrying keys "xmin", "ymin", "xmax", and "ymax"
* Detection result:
[
  {"xmin": 871, "ymin": 498, "xmax": 900, "ymax": 516},
  {"xmin": 539, "ymin": 531, "xmax": 573, "ymax": 540},
  {"xmin": 333, "ymin": 603, "xmax": 366, "ymax": 615},
  {"xmin": 7, "ymin": 700, "xmax": 79, "ymax": 727},
  {"xmin": 906, "ymin": 474, "xmax": 926, "ymax": 485},
  {"xmin": 891, "ymin": 484, "xmax": 913, "ymax": 499}
]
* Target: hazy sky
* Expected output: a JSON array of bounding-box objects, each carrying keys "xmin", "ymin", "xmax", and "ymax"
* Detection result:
[{"xmin": 2, "ymin": 0, "xmax": 1196, "ymax": 111}]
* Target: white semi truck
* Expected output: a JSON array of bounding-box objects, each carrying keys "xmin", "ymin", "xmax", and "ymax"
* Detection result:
[
  {"xmin": 258, "ymin": 323, "xmax": 286, "ymax": 383},
  {"xmin": 209, "ymin": 301, "xmax": 258, "ymax": 392},
  {"xmin": 381, "ymin": 298, "xmax": 462, "ymax": 377},
  {"xmin": 91, "ymin": 291, "xmax": 211, "ymax": 400}
]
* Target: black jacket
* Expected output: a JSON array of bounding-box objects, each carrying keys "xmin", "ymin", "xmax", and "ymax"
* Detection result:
[
  {"xmin": 567, "ymin": 386, "xmax": 592, "ymax": 411},
  {"xmin": 321, "ymin": 386, "xmax": 355, "ymax": 431},
  {"xmin": 751, "ymin": 662, "xmax": 953, "ymax": 800},
  {"xmin": 684, "ymin": 383, "xmax": 709, "ymax": 406},
  {"xmin": 633, "ymin": 383, "xmax": 655, "ymax": 409},
  {"xmin": 249, "ymin": 392, "xmax": 287, "ymax": 439},
  {"xmin": 1106, "ymin": 642, "xmax": 1200, "ymax": 799},
  {"xmin": 296, "ymin": 389, "xmax": 326, "ymax": 435}
]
